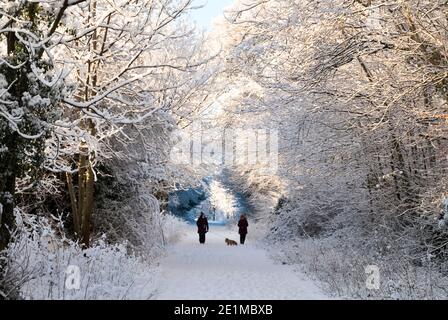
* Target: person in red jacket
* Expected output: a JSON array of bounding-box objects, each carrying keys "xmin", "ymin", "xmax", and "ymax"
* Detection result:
[
  {"xmin": 196, "ymin": 212, "xmax": 209, "ymax": 244},
  {"xmin": 238, "ymin": 214, "xmax": 249, "ymax": 244}
]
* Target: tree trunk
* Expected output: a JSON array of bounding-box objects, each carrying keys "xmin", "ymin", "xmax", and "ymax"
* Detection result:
[
  {"xmin": 66, "ymin": 172, "xmax": 81, "ymax": 237},
  {"xmin": 66, "ymin": 142, "xmax": 95, "ymax": 247},
  {"xmin": 81, "ymin": 163, "xmax": 94, "ymax": 247},
  {"xmin": 67, "ymin": 143, "xmax": 95, "ymax": 247}
]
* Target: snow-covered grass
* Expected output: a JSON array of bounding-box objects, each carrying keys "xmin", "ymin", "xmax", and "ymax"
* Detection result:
[
  {"xmin": 1, "ymin": 219, "xmax": 154, "ymax": 299},
  {"xmin": 6, "ymin": 234, "xmax": 158, "ymax": 300},
  {"xmin": 269, "ymin": 236, "xmax": 448, "ymax": 300},
  {"xmin": 263, "ymin": 200, "xmax": 448, "ymax": 300},
  {"xmin": 1, "ymin": 211, "xmax": 190, "ymax": 300}
]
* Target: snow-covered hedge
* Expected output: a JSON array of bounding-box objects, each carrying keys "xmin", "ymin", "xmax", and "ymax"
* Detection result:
[
  {"xmin": 161, "ymin": 214, "xmax": 190, "ymax": 245},
  {"xmin": 0, "ymin": 210, "xmax": 189, "ymax": 300},
  {"xmin": 266, "ymin": 199, "xmax": 448, "ymax": 299},
  {"xmin": 4, "ymin": 234, "xmax": 157, "ymax": 300},
  {"xmin": 270, "ymin": 235, "xmax": 448, "ymax": 299}
]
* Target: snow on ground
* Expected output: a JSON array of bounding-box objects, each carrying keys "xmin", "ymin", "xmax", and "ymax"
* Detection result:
[{"xmin": 153, "ymin": 225, "xmax": 328, "ymax": 300}]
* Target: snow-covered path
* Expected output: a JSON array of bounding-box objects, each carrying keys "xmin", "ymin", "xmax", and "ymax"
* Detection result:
[{"xmin": 153, "ymin": 225, "xmax": 327, "ymax": 300}]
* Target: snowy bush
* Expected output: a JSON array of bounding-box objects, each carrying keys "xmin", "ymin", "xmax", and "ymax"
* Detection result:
[
  {"xmin": 243, "ymin": 220, "xmax": 269, "ymax": 242},
  {"xmin": 270, "ymin": 235, "xmax": 448, "ymax": 300},
  {"xmin": 264, "ymin": 193, "xmax": 448, "ymax": 299},
  {"xmin": 1, "ymin": 211, "xmax": 160, "ymax": 300},
  {"xmin": 94, "ymin": 183, "xmax": 165, "ymax": 259},
  {"xmin": 160, "ymin": 214, "xmax": 190, "ymax": 245}
]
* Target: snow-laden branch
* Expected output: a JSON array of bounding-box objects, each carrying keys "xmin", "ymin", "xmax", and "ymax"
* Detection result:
[{"xmin": 63, "ymin": 71, "xmax": 180, "ymax": 109}]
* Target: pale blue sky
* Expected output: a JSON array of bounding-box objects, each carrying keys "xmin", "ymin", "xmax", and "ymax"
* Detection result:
[{"xmin": 190, "ymin": 0, "xmax": 235, "ymax": 30}]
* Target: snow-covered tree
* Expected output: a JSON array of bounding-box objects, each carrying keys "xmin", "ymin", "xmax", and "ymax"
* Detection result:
[
  {"xmin": 209, "ymin": 0, "xmax": 448, "ymax": 297},
  {"xmin": 0, "ymin": 0, "xmax": 78, "ymax": 249},
  {"xmin": 0, "ymin": 0, "xmax": 216, "ymax": 248}
]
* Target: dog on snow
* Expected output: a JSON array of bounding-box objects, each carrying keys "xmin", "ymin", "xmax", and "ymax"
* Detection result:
[{"xmin": 225, "ymin": 238, "xmax": 238, "ymax": 246}]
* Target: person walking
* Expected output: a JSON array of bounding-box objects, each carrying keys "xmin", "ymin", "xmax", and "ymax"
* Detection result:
[
  {"xmin": 196, "ymin": 212, "xmax": 209, "ymax": 244},
  {"xmin": 238, "ymin": 214, "xmax": 249, "ymax": 244}
]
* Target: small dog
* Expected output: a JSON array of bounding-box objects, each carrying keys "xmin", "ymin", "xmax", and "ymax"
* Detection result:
[{"xmin": 225, "ymin": 238, "xmax": 238, "ymax": 246}]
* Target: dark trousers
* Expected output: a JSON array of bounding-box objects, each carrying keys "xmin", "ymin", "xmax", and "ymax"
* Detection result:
[
  {"xmin": 199, "ymin": 233, "xmax": 206, "ymax": 244},
  {"xmin": 240, "ymin": 234, "xmax": 246, "ymax": 244}
]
